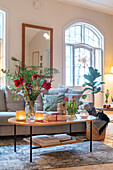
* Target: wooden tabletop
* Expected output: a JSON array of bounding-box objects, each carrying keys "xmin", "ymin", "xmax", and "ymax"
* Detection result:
[{"xmin": 8, "ymin": 115, "xmax": 96, "ymax": 127}]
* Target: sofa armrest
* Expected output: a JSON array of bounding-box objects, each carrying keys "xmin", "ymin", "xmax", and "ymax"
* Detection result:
[{"xmin": 79, "ymin": 101, "xmax": 94, "ymax": 110}]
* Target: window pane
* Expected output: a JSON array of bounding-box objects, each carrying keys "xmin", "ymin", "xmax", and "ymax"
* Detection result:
[
  {"xmin": 65, "ymin": 25, "xmax": 82, "ymax": 44},
  {"xmin": 74, "ymin": 48, "xmax": 90, "ymax": 86},
  {"xmin": 65, "ymin": 45, "xmax": 73, "ymax": 86}
]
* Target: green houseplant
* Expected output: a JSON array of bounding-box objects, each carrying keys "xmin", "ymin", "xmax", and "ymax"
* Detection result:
[{"xmin": 82, "ymin": 67, "xmax": 104, "ymax": 105}]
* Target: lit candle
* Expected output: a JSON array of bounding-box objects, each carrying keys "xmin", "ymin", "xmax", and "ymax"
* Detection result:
[
  {"xmin": 16, "ymin": 110, "xmax": 26, "ymax": 121},
  {"xmin": 35, "ymin": 112, "xmax": 43, "ymax": 122}
]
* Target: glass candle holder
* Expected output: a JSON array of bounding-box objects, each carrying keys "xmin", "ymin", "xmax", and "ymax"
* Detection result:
[
  {"xmin": 35, "ymin": 112, "xmax": 43, "ymax": 122},
  {"xmin": 16, "ymin": 110, "xmax": 26, "ymax": 121},
  {"xmin": 80, "ymin": 111, "xmax": 89, "ymax": 119}
]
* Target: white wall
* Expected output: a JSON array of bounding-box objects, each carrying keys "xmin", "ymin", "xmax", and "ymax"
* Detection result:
[{"xmin": 0, "ymin": 0, "xmax": 113, "ymax": 105}]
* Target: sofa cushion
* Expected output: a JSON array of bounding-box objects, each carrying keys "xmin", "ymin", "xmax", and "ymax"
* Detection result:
[
  {"xmin": 48, "ymin": 88, "xmax": 68, "ymax": 95},
  {"xmin": 0, "ymin": 88, "xmax": 7, "ymax": 111},
  {"xmin": 43, "ymin": 93, "xmax": 65, "ymax": 111},
  {"xmin": 35, "ymin": 88, "xmax": 48, "ymax": 111},
  {"xmin": 58, "ymin": 84, "xmax": 83, "ymax": 95},
  {"xmin": 5, "ymin": 87, "xmax": 25, "ymax": 112},
  {"xmin": 0, "ymin": 112, "xmax": 16, "ymax": 125}
]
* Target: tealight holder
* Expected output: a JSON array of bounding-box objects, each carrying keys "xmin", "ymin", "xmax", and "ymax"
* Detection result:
[
  {"xmin": 35, "ymin": 112, "xmax": 43, "ymax": 122},
  {"xmin": 80, "ymin": 111, "xmax": 89, "ymax": 119},
  {"xmin": 16, "ymin": 110, "xmax": 26, "ymax": 121}
]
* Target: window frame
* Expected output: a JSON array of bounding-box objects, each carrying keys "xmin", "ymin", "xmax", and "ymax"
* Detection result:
[{"xmin": 64, "ymin": 22, "xmax": 104, "ymax": 87}]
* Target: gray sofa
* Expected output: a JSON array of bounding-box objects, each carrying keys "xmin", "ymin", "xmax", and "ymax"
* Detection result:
[{"xmin": 0, "ymin": 85, "xmax": 93, "ymax": 136}]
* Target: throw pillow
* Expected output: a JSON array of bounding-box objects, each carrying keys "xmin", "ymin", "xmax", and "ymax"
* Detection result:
[
  {"xmin": 35, "ymin": 88, "xmax": 48, "ymax": 111},
  {"xmin": 48, "ymin": 88, "xmax": 68, "ymax": 95},
  {"xmin": 43, "ymin": 93, "xmax": 65, "ymax": 111},
  {"xmin": 67, "ymin": 87, "xmax": 83, "ymax": 95},
  {"xmin": 0, "ymin": 87, "xmax": 7, "ymax": 111},
  {"xmin": 5, "ymin": 87, "xmax": 25, "ymax": 112}
]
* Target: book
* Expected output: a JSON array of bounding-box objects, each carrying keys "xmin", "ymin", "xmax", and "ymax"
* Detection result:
[
  {"xmin": 54, "ymin": 134, "xmax": 72, "ymax": 141},
  {"xmin": 31, "ymin": 135, "xmax": 60, "ymax": 146}
]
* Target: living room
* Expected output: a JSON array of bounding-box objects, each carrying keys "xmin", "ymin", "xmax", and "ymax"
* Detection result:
[{"xmin": 0, "ymin": 0, "xmax": 113, "ymax": 169}]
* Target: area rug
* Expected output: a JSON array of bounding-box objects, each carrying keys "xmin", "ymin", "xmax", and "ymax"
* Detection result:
[{"xmin": 0, "ymin": 141, "xmax": 113, "ymax": 170}]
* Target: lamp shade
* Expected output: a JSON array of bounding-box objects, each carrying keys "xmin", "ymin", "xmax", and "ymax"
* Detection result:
[{"xmin": 111, "ymin": 66, "xmax": 113, "ymax": 73}]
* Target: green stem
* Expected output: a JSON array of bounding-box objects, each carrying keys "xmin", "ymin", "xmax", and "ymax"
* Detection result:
[{"xmin": 23, "ymin": 84, "xmax": 34, "ymax": 113}]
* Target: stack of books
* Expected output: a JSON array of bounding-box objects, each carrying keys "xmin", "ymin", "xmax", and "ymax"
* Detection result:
[
  {"xmin": 32, "ymin": 135, "xmax": 60, "ymax": 146},
  {"xmin": 31, "ymin": 134, "xmax": 72, "ymax": 146}
]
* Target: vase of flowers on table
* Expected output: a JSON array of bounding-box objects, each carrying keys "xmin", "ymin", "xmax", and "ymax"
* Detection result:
[
  {"xmin": 1, "ymin": 57, "xmax": 59, "ymax": 121},
  {"xmin": 64, "ymin": 95, "xmax": 78, "ymax": 120}
]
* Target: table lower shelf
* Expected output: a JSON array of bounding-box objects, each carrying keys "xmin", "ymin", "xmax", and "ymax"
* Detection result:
[{"xmin": 24, "ymin": 136, "xmax": 84, "ymax": 148}]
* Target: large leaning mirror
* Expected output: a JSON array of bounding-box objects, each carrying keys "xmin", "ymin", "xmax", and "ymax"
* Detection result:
[{"xmin": 22, "ymin": 23, "xmax": 53, "ymax": 74}]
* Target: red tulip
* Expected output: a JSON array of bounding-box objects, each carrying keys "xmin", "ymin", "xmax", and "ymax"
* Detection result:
[{"xmin": 64, "ymin": 98, "xmax": 68, "ymax": 102}]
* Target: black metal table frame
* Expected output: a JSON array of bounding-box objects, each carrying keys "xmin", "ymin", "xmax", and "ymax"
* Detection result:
[{"xmin": 14, "ymin": 121, "xmax": 93, "ymax": 162}]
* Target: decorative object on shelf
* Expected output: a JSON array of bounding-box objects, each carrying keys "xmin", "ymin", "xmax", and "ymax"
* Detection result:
[
  {"xmin": 64, "ymin": 95, "xmax": 78, "ymax": 118},
  {"xmin": 57, "ymin": 103, "xmax": 67, "ymax": 115},
  {"xmin": 1, "ymin": 57, "xmax": 59, "ymax": 121},
  {"xmin": 105, "ymin": 89, "xmax": 109, "ymax": 103},
  {"xmin": 80, "ymin": 110, "xmax": 89, "ymax": 119},
  {"xmin": 82, "ymin": 67, "xmax": 105, "ymax": 106},
  {"xmin": 16, "ymin": 110, "xmax": 26, "ymax": 121},
  {"xmin": 103, "ymin": 89, "xmax": 110, "ymax": 109},
  {"xmin": 35, "ymin": 112, "xmax": 43, "ymax": 122}
]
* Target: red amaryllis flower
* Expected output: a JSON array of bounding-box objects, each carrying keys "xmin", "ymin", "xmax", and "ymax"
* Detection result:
[
  {"xmin": 31, "ymin": 74, "xmax": 38, "ymax": 80},
  {"xmin": 25, "ymin": 83, "xmax": 32, "ymax": 91},
  {"xmin": 64, "ymin": 97, "xmax": 68, "ymax": 102},
  {"xmin": 43, "ymin": 81, "xmax": 51, "ymax": 91},
  {"xmin": 20, "ymin": 77, "xmax": 25, "ymax": 85},
  {"xmin": 14, "ymin": 79, "xmax": 21, "ymax": 87},
  {"xmin": 37, "ymin": 74, "xmax": 41, "ymax": 79},
  {"xmin": 72, "ymin": 95, "xmax": 75, "ymax": 99}
]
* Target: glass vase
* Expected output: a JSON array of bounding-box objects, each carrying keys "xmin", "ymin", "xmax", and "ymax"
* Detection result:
[{"xmin": 25, "ymin": 101, "xmax": 36, "ymax": 122}]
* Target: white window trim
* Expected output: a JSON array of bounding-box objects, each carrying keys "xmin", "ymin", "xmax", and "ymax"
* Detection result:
[{"xmin": 0, "ymin": 5, "xmax": 9, "ymax": 86}]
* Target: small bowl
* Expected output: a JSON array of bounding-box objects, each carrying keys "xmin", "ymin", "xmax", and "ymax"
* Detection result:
[{"xmin": 80, "ymin": 111, "xmax": 89, "ymax": 119}]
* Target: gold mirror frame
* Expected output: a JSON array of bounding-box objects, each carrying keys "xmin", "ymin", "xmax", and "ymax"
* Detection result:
[{"xmin": 22, "ymin": 23, "xmax": 53, "ymax": 69}]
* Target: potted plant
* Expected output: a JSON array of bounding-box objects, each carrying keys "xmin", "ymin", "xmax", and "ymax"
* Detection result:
[
  {"xmin": 1, "ymin": 57, "xmax": 59, "ymax": 120},
  {"xmin": 64, "ymin": 95, "xmax": 78, "ymax": 120},
  {"xmin": 82, "ymin": 67, "xmax": 104, "ymax": 106}
]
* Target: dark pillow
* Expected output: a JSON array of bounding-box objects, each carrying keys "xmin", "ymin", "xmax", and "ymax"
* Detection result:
[{"xmin": 87, "ymin": 107, "xmax": 97, "ymax": 116}]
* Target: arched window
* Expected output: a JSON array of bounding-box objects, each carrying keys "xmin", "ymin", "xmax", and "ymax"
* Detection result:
[
  {"xmin": 65, "ymin": 22, "xmax": 104, "ymax": 87},
  {"xmin": 0, "ymin": 8, "xmax": 7, "ymax": 86}
]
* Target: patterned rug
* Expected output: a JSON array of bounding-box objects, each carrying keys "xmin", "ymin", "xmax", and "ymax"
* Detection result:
[{"xmin": 0, "ymin": 140, "xmax": 113, "ymax": 170}]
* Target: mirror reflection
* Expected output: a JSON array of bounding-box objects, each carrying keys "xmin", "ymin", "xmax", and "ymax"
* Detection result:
[{"xmin": 22, "ymin": 24, "xmax": 53, "ymax": 74}]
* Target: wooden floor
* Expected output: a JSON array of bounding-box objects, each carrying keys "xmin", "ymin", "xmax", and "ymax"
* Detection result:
[{"xmin": 49, "ymin": 112, "xmax": 113, "ymax": 170}]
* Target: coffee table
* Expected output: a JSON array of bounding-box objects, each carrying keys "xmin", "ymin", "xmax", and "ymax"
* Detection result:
[{"xmin": 8, "ymin": 114, "xmax": 96, "ymax": 162}]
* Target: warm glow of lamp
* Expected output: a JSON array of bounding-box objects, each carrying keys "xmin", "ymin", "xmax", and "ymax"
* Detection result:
[
  {"xmin": 80, "ymin": 111, "xmax": 89, "ymax": 119},
  {"xmin": 111, "ymin": 66, "xmax": 113, "ymax": 73},
  {"xmin": 35, "ymin": 112, "xmax": 43, "ymax": 122},
  {"xmin": 16, "ymin": 110, "xmax": 26, "ymax": 121}
]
